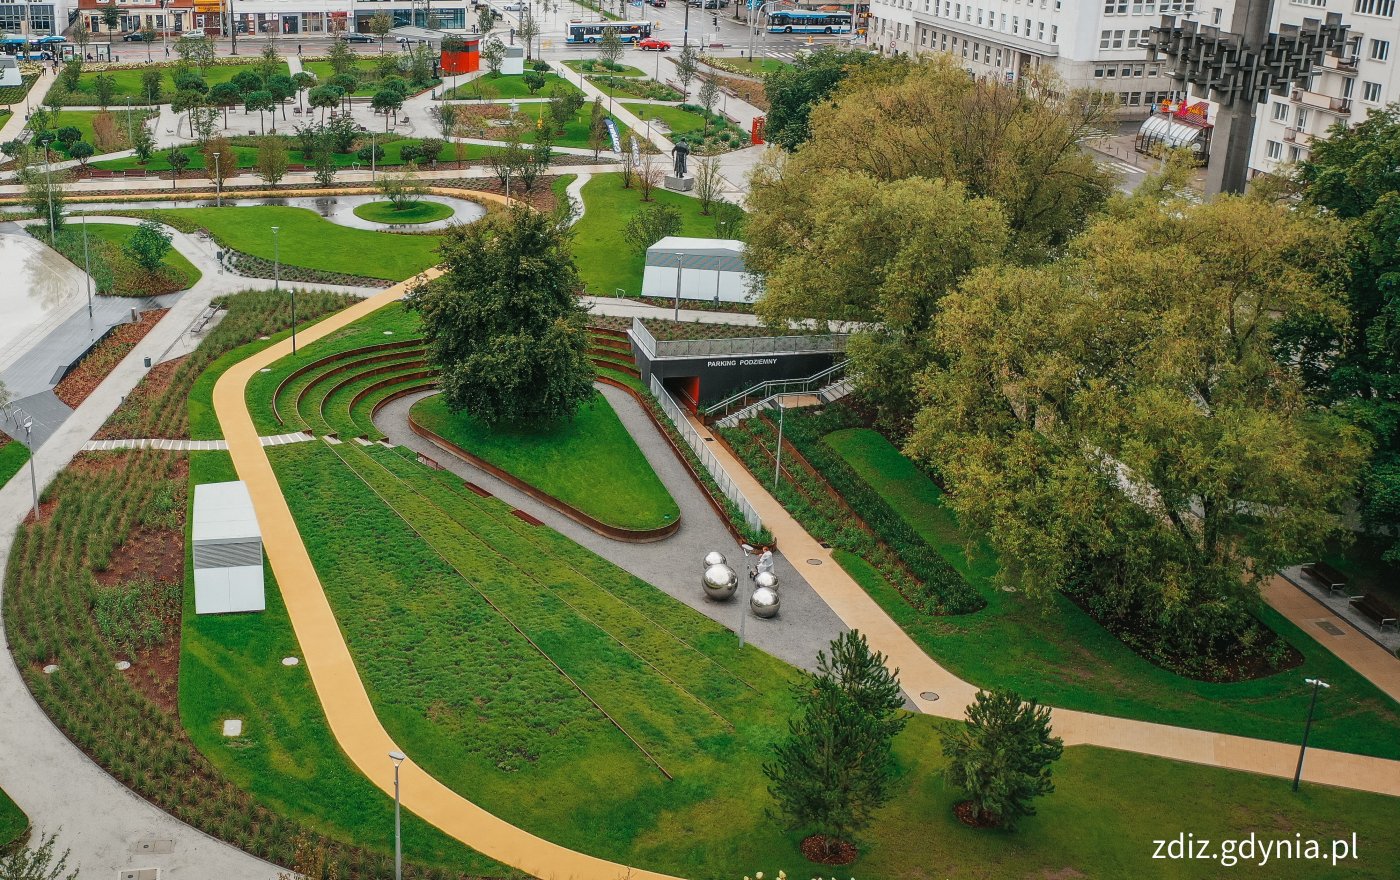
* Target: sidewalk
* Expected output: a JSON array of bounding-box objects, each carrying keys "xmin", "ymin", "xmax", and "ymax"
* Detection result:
[{"xmin": 0, "ymin": 72, "xmax": 55, "ymax": 156}]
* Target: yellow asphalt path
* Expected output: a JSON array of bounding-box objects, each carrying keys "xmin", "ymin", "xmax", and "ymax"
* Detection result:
[
  {"xmin": 214, "ymin": 265, "xmax": 1399, "ymax": 879},
  {"xmin": 214, "ymin": 275, "xmax": 684, "ymax": 880}
]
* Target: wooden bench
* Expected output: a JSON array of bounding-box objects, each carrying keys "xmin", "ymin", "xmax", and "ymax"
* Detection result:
[
  {"xmin": 1302, "ymin": 561, "xmax": 1349, "ymax": 595},
  {"xmin": 1350, "ymin": 593, "xmax": 1399, "ymax": 630}
]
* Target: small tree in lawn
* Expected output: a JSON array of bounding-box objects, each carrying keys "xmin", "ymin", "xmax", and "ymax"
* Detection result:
[
  {"xmin": 68, "ymin": 141, "xmax": 94, "ymax": 167},
  {"xmin": 141, "ymin": 67, "xmax": 163, "ymax": 105},
  {"xmin": 328, "ymin": 35, "xmax": 357, "ymax": 77},
  {"xmin": 588, "ymin": 97, "xmax": 608, "ymax": 159},
  {"xmin": 372, "ymin": 88, "xmax": 404, "ymax": 132},
  {"xmin": 598, "ymin": 28, "xmax": 624, "ymax": 70},
  {"xmin": 712, "ymin": 199, "xmax": 744, "ymax": 238},
  {"xmin": 124, "ymin": 218, "xmax": 173, "ymax": 273},
  {"xmin": 623, "ymin": 203, "xmax": 680, "ymax": 257},
  {"xmin": 379, "ymin": 168, "xmax": 428, "ymax": 210},
  {"xmin": 405, "ymin": 205, "xmax": 595, "ymax": 426},
  {"xmin": 132, "ymin": 122, "xmax": 156, "ymax": 165},
  {"xmin": 638, "ymin": 151, "xmax": 662, "ymax": 202},
  {"xmin": 369, "ymin": 11, "xmax": 394, "ymax": 54},
  {"xmin": 167, "ymin": 146, "xmax": 190, "ymax": 189},
  {"xmin": 258, "ymin": 40, "xmax": 282, "ymax": 84},
  {"xmin": 763, "ymin": 630, "xmax": 907, "ymax": 862},
  {"xmin": 0, "ymin": 831, "xmax": 78, "ymax": 880},
  {"xmin": 94, "ymin": 73, "xmax": 116, "ymax": 109},
  {"xmin": 255, "ymin": 135, "xmax": 289, "ymax": 185},
  {"xmin": 523, "ymin": 69, "xmax": 547, "ymax": 96},
  {"xmin": 620, "ymin": 134, "xmax": 638, "ymax": 188},
  {"xmin": 177, "ymin": 35, "xmax": 215, "ymax": 72},
  {"xmin": 433, "ymin": 103, "xmax": 466, "ymax": 168},
  {"xmin": 695, "ymin": 156, "xmax": 723, "ymax": 214},
  {"xmin": 675, "ymin": 45, "xmax": 699, "ymax": 100},
  {"xmin": 698, "ymin": 72, "xmax": 720, "ymax": 132},
  {"xmin": 482, "ymin": 37, "xmax": 506, "ymax": 76},
  {"xmin": 72, "ymin": 20, "xmax": 91, "ymax": 58},
  {"xmin": 942, "ymin": 689, "xmax": 1064, "ymax": 830},
  {"xmin": 520, "ymin": 131, "xmax": 551, "ymax": 192}
]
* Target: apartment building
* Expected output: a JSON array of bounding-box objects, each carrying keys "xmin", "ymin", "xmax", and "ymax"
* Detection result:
[{"xmin": 1249, "ymin": 0, "xmax": 1400, "ymax": 176}]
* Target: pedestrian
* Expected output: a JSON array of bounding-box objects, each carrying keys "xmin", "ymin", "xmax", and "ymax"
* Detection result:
[
  {"xmin": 298, "ymin": 43, "xmax": 302, "ymax": 55},
  {"xmin": 164, "ymin": 45, "xmax": 170, "ymax": 57}
]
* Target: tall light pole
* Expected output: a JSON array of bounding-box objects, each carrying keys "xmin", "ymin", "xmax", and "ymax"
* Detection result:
[
  {"xmin": 62, "ymin": 210, "xmax": 94, "ymax": 330},
  {"xmin": 43, "ymin": 149, "xmax": 55, "ymax": 239},
  {"xmin": 389, "ymin": 750, "xmax": 406, "ymax": 880},
  {"xmin": 1293, "ymin": 677, "xmax": 1330, "ymax": 792},
  {"xmin": 772, "ymin": 395, "xmax": 785, "ymax": 489},
  {"xmin": 6, "ymin": 406, "xmax": 39, "ymax": 521},
  {"xmin": 738, "ymin": 543, "xmax": 754, "ymax": 648},
  {"xmin": 213, "ymin": 151, "xmax": 222, "ymax": 206}
]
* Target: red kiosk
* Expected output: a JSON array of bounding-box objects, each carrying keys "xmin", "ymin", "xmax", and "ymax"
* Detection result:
[{"xmin": 440, "ymin": 36, "xmax": 481, "ymax": 75}]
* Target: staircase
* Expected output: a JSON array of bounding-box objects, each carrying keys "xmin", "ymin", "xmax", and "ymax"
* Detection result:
[{"xmin": 709, "ymin": 360, "xmax": 852, "ymax": 429}]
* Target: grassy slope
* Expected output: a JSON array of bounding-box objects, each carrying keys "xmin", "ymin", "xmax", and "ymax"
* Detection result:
[
  {"xmin": 824, "ymin": 427, "xmax": 1400, "ymax": 759},
  {"xmin": 500, "ymin": 102, "xmax": 635, "ymax": 150},
  {"xmin": 91, "ymin": 137, "xmax": 500, "ymax": 171},
  {"xmin": 447, "ymin": 72, "xmax": 582, "ymax": 99},
  {"xmin": 620, "ymin": 101, "xmax": 711, "ymax": 137},
  {"xmin": 0, "ymin": 785, "xmax": 27, "ymax": 849},
  {"xmin": 82, "ymin": 222, "xmax": 202, "ymax": 288},
  {"xmin": 0, "ymin": 442, "xmax": 32, "ymax": 492},
  {"xmin": 572, "ymin": 172, "xmax": 726, "ymax": 296},
  {"xmin": 180, "ymin": 449, "xmax": 506, "ymax": 875},
  {"xmin": 160, "ymin": 205, "xmax": 439, "ymax": 280},
  {"xmin": 352, "ymin": 200, "xmax": 454, "ymax": 225},
  {"xmin": 410, "ymin": 390, "xmax": 680, "ymax": 531}
]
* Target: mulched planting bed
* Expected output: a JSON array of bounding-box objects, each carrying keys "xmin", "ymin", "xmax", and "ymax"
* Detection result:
[
  {"xmin": 54, "ymin": 310, "xmax": 168, "ymax": 409},
  {"xmin": 94, "ymin": 357, "xmax": 181, "ymax": 440},
  {"xmin": 953, "ymin": 801, "xmax": 1002, "ymax": 829},
  {"xmin": 801, "ymin": 834, "xmax": 858, "ymax": 865}
]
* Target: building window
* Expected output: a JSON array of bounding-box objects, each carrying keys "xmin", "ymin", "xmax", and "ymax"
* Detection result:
[
  {"xmin": 1363, "ymin": 80, "xmax": 1383, "ymax": 102},
  {"xmin": 1296, "ymin": 108, "xmax": 1309, "ymax": 129},
  {"xmin": 1267, "ymin": 140, "xmax": 1283, "ymax": 160},
  {"xmin": 1371, "ymin": 39, "xmax": 1390, "ymax": 60},
  {"xmin": 1354, "ymin": 0, "xmax": 1396, "ymax": 15},
  {"xmin": 1273, "ymin": 101, "xmax": 1288, "ymax": 120},
  {"xmin": 1288, "ymin": 145, "xmax": 1301, "ymax": 162},
  {"xmin": 1105, "ymin": 0, "xmax": 1128, "ymax": 12}
]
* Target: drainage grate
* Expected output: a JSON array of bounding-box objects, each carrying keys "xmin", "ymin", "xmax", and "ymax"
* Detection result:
[
  {"xmin": 919, "ymin": 692, "xmax": 940, "ymax": 702},
  {"xmin": 806, "ymin": 559, "xmax": 822, "ymax": 565},
  {"xmin": 1315, "ymin": 620, "xmax": 1345, "ymax": 637},
  {"xmin": 133, "ymin": 840, "xmax": 173, "ymax": 855},
  {"xmin": 120, "ymin": 870, "xmax": 159, "ymax": 880}
]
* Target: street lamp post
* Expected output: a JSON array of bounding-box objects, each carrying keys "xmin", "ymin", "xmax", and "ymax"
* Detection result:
[
  {"xmin": 6, "ymin": 406, "xmax": 39, "ymax": 520},
  {"xmin": 43, "ymin": 150, "xmax": 55, "ymax": 239},
  {"xmin": 773, "ymin": 395, "xmax": 785, "ymax": 489},
  {"xmin": 213, "ymin": 151, "xmax": 223, "ymax": 206},
  {"xmin": 126, "ymin": 97, "xmax": 133, "ymax": 145},
  {"xmin": 738, "ymin": 543, "xmax": 754, "ymax": 648},
  {"xmin": 1293, "ymin": 677, "xmax": 1330, "ymax": 792},
  {"xmin": 389, "ymin": 750, "xmax": 406, "ymax": 880}
]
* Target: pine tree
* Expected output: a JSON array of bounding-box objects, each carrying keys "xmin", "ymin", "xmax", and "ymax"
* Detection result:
[{"xmin": 941, "ymin": 688, "xmax": 1064, "ymax": 830}]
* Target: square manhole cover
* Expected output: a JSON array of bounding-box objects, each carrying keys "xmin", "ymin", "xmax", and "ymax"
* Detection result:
[
  {"xmin": 1315, "ymin": 620, "xmax": 1345, "ymax": 637},
  {"xmin": 120, "ymin": 870, "xmax": 159, "ymax": 880},
  {"xmin": 134, "ymin": 839, "xmax": 173, "ymax": 854}
]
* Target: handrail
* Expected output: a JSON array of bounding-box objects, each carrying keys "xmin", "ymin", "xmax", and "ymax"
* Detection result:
[{"xmin": 703, "ymin": 359, "xmax": 850, "ymax": 419}]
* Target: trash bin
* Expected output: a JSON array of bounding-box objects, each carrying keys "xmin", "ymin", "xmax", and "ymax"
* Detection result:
[{"xmin": 144, "ymin": 357, "xmax": 152, "ymax": 368}]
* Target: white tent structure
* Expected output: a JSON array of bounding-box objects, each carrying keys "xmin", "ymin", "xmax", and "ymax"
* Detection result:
[
  {"xmin": 192, "ymin": 481, "xmax": 265, "ymax": 615},
  {"xmin": 641, "ymin": 237, "xmax": 757, "ymax": 304}
]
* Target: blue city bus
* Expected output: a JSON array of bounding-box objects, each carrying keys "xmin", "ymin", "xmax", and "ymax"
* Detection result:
[
  {"xmin": 767, "ymin": 10, "xmax": 852, "ymax": 33},
  {"xmin": 566, "ymin": 19, "xmax": 654, "ymax": 43}
]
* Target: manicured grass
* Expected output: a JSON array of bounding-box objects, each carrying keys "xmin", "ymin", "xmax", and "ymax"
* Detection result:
[
  {"xmin": 621, "ymin": 101, "xmax": 747, "ymax": 152},
  {"xmin": 158, "ymin": 205, "xmax": 439, "ymax": 281},
  {"xmin": 82, "ymin": 222, "xmax": 201, "ymax": 288},
  {"xmin": 91, "ymin": 137, "xmax": 499, "ymax": 172},
  {"xmin": 621, "ymin": 101, "xmax": 710, "ymax": 137},
  {"xmin": 0, "ymin": 784, "xmax": 27, "ymax": 849},
  {"xmin": 572, "ymin": 172, "xmax": 734, "ymax": 295},
  {"xmin": 64, "ymin": 62, "xmax": 279, "ymax": 106},
  {"xmin": 446, "ymin": 72, "xmax": 582, "ymax": 100},
  {"xmin": 587, "ymin": 75, "xmax": 682, "ymax": 101},
  {"xmin": 352, "ymin": 199, "xmax": 455, "ymax": 225},
  {"xmin": 0, "ymin": 441, "xmax": 32, "ymax": 493},
  {"xmin": 706, "ymin": 56, "xmax": 791, "ymax": 75},
  {"xmin": 34, "ymin": 109, "xmax": 154, "ymax": 154},
  {"xmin": 506, "ymin": 102, "xmax": 635, "ymax": 150},
  {"xmin": 822, "ymin": 426, "xmax": 1400, "ymax": 759},
  {"xmin": 563, "ymin": 59, "xmax": 645, "ymax": 77},
  {"xmin": 411, "ymin": 390, "xmax": 679, "ymax": 531},
  {"xmin": 181, "ymin": 449, "xmax": 508, "ymax": 875},
  {"xmin": 299, "ymin": 58, "xmax": 437, "ymax": 97}
]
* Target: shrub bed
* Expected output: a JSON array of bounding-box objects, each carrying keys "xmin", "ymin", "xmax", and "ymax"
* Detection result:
[
  {"xmin": 55, "ymin": 309, "xmax": 169, "ymax": 409},
  {"xmin": 588, "ymin": 75, "xmax": 682, "ymax": 102}
]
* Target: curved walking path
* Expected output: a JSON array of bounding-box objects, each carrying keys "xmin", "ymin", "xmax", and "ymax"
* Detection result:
[{"xmin": 214, "ymin": 276, "xmax": 686, "ymax": 880}]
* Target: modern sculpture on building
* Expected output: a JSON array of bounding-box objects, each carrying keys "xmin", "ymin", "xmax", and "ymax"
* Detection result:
[{"xmin": 1146, "ymin": 5, "xmax": 1350, "ymax": 194}]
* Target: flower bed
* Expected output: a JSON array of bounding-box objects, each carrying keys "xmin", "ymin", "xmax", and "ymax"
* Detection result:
[{"xmin": 55, "ymin": 309, "xmax": 168, "ymax": 409}]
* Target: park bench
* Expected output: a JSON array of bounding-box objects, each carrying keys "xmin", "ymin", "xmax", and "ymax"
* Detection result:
[
  {"xmin": 1302, "ymin": 561, "xmax": 1349, "ymax": 595},
  {"xmin": 1349, "ymin": 594, "xmax": 1399, "ymax": 630},
  {"xmin": 88, "ymin": 169, "xmax": 114, "ymax": 178},
  {"xmin": 190, "ymin": 306, "xmax": 220, "ymax": 335}
]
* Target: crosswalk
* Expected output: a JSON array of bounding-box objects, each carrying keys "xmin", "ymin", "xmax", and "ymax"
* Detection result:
[{"xmin": 81, "ymin": 432, "xmax": 315, "ymax": 452}]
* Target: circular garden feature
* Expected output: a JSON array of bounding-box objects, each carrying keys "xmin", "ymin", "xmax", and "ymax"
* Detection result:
[{"xmin": 352, "ymin": 200, "xmax": 456, "ymax": 225}]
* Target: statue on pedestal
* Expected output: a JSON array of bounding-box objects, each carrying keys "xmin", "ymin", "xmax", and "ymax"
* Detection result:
[{"xmin": 671, "ymin": 138, "xmax": 690, "ymax": 178}]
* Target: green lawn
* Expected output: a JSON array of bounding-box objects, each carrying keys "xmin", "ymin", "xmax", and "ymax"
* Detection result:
[
  {"xmin": 352, "ymin": 199, "xmax": 455, "ymax": 225},
  {"xmin": 411, "ymin": 390, "xmax": 679, "ymax": 531},
  {"xmin": 446, "ymin": 72, "xmax": 582, "ymax": 100},
  {"xmin": 236, "ymin": 300, "xmax": 1400, "ymax": 878},
  {"xmin": 707, "ymin": 56, "xmax": 791, "ymax": 75},
  {"xmin": 92, "ymin": 135, "xmax": 498, "ymax": 173},
  {"xmin": 573, "ymin": 172, "xmax": 733, "ymax": 296},
  {"xmin": 300, "ymin": 58, "xmax": 418, "ymax": 97},
  {"xmin": 82, "ymin": 222, "xmax": 201, "ymax": 288},
  {"xmin": 620, "ymin": 101, "xmax": 746, "ymax": 152},
  {"xmin": 65, "ymin": 62, "xmax": 279, "ymax": 106},
  {"xmin": 504, "ymin": 102, "xmax": 635, "ymax": 150},
  {"xmin": 563, "ymin": 59, "xmax": 644, "ymax": 77},
  {"xmin": 587, "ymin": 75, "xmax": 682, "ymax": 102},
  {"xmin": 34, "ymin": 109, "xmax": 154, "ymax": 154},
  {"xmin": 156, "ymin": 205, "xmax": 439, "ymax": 281},
  {"xmin": 821, "ymin": 426, "xmax": 1400, "ymax": 759},
  {"xmin": 0, "ymin": 441, "xmax": 32, "ymax": 492},
  {"xmin": 0, "ymin": 784, "xmax": 26, "ymax": 849},
  {"xmin": 621, "ymin": 101, "xmax": 710, "ymax": 137}
]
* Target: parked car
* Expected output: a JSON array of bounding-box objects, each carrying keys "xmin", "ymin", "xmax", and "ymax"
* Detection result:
[
  {"xmin": 498, "ymin": 1, "xmax": 525, "ymax": 9},
  {"xmin": 339, "ymin": 31, "xmax": 375, "ymax": 42},
  {"xmin": 688, "ymin": 0, "xmax": 725, "ymax": 7},
  {"xmin": 182, "ymin": 29, "xmax": 207, "ymax": 39},
  {"xmin": 646, "ymin": 0, "xmax": 667, "ymax": 6},
  {"xmin": 638, "ymin": 37, "xmax": 671, "ymax": 51},
  {"xmin": 122, "ymin": 31, "xmax": 154, "ymax": 41}
]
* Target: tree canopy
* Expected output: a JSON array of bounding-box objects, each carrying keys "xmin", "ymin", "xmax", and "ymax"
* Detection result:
[
  {"xmin": 763, "ymin": 47, "xmax": 881, "ymax": 151},
  {"xmin": 942, "ymin": 689, "xmax": 1063, "ymax": 830},
  {"xmin": 406, "ymin": 207, "xmax": 594, "ymax": 426}
]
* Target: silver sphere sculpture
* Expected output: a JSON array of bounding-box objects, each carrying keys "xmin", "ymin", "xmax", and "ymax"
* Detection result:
[
  {"xmin": 750, "ymin": 585, "xmax": 780, "ymax": 619},
  {"xmin": 702, "ymin": 563, "xmax": 738, "ymax": 601},
  {"xmin": 704, "ymin": 551, "xmax": 727, "ymax": 568},
  {"xmin": 754, "ymin": 570, "xmax": 779, "ymax": 591}
]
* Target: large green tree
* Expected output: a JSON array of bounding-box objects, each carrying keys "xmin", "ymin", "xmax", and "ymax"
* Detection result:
[
  {"xmin": 763, "ymin": 631, "xmax": 906, "ymax": 859},
  {"xmin": 1294, "ymin": 106, "xmax": 1400, "ymax": 564},
  {"xmin": 907, "ymin": 193, "xmax": 1369, "ymax": 674},
  {"xmin": 763, "ymin": 47, "xmax": 882, "ymax": 151},
  {"xmin": 406, "ymin": 207, "xmax": 594, "ymax": 426},
  {"xmin": 942, "ymin": 689, "xmax": 1063, "ymax": 830}
]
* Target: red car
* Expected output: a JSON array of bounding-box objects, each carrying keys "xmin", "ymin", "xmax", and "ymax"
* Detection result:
[{"xmin": 638, "ymin": 37, "xmax": 671, "ymax": 51}]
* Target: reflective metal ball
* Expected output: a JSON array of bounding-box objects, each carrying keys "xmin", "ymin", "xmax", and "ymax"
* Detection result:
[
  {"xmin": 703, "ymin": 551, "xmax": 727, "ymax": 568},
  {"xmin": 754, "ymin": 570, "xmax": 779, "ymax": 591},
  {"xmin": 750, "ymin": 585, "xmax": 780, "ymax": 618},
  {"xmin": 702, "ymin": 563, "xmax": 738, "ymax": 600}
]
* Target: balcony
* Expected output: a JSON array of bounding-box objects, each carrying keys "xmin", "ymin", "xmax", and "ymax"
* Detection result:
[
  {"xmin": 1323, "ymin": 54, "xmax": 1360, "ymax": 75},
  {"xmin": 1290, "ymin": 88, "xmax": 1353, "ymax": 115},
  {"xmin": 1283, "ymin": 127, "xmax": 1314, "ymax": 145}
]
